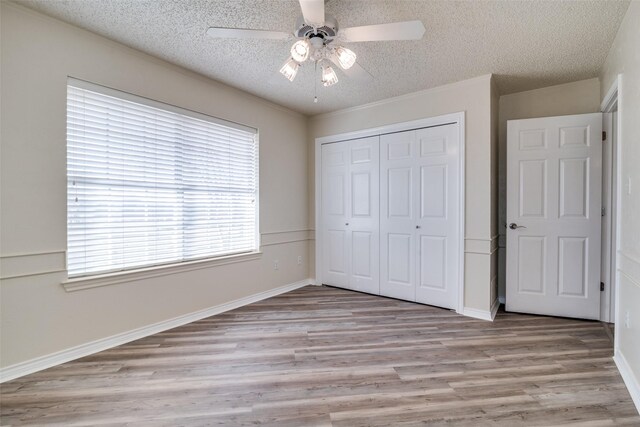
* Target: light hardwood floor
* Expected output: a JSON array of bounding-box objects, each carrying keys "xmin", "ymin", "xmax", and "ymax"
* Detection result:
[{"xmin": 1, "ymin": 285, "xmax": 638, "ymax": 426}]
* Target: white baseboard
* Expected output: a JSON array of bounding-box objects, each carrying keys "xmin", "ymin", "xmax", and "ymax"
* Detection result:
[
  {"xmin": 462, "ymin": 307, "xmax": 492, "ymax": 321},
  {"xmin": 462, "ymin": 298, "xmax": 499, "ymax": 322},
  {"xmin": 0, "ymin": 278, "xmax": 313, "ymax": 383},
  {"xmin": 614, "ymin": 350, "xmax": 640, "ymax": 414},
  {"xmin": 490, "ymin": 297, "xmax": 500, "ymax": 320}
]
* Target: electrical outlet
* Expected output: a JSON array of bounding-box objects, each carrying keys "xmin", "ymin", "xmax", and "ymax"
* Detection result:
[
  {"xmin": 297, "ymin": 255, "xmax": 302, "ymax": 265},
  {"xmin": 273, "ymin": 260, "xmax": 279, "ymax": 270},
  {"xmin": 625, "ymin": 310, "xmax": 630, "ymax": 328}
]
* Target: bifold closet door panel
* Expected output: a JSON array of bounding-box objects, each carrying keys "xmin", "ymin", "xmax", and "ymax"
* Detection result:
[
  {"xmin": 321, "ymin": 142, "xmax": 350, "ymax": 289},
  {"xmin": 414, "ymin": 124, "xmax": 460, "ymax": 310},
  {"xmin": 380, "ymin": 124, "xmax": 460, "ymax": 309},
  {"xmin": 380, "ymin": 130, "xmax": 418, "ymax": 301},
  {"xmin": 321, "ymin": 136, "xmax": 380, "ymax": 294},
  {"xmin": 348, "ymin": 136, "xmax": 380, "ymax": 294}
]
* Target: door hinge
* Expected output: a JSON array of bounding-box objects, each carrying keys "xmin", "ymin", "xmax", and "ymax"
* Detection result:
[
  {"xmin": 601, "ymin": 206, "xmax": 606, "ymax": 217},
  {"xmin": 600, "ymin": 282, "xmax": 605, "ymax": 292},
  {"xmin": 602, "ymin": 131, "xmax": 607, "ymax": 141}
]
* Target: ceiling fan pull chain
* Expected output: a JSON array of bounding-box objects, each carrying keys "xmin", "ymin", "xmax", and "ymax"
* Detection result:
[{"xmin": 314, "ymin": 61, "xmax": 318, "ymax": 103}]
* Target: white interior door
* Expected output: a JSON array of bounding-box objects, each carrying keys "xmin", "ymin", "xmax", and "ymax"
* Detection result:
[
  {"xmin": 321, "ymin": 142, "xmax": 350, "ymax": 289},
  {"xmin": 506, "ymin": 113, "xmax": 602, "ymax": 320},
  {"xmin": 380, "ymin": 124, "xmax": 460, "ymax": 309},
  {"xmin": 321, "ymin": 136, "xmax": 379, "ymax": 294}
]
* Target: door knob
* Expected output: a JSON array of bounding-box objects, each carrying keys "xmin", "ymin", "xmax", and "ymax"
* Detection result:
[
  {"xmin": 345, "ymin": 222, "xmax": 349, "ymax": 226},
  {"xmin": 509, "ymin": 223, "xmax": 526, "ymax": 230},
  {"xmin": 416, "ymin": 225, "xmax": 421, "ymax": 229}
]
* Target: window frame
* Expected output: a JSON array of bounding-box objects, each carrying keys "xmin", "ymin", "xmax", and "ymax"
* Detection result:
[{"xmin": 65, "ymin": 77, "xmax": 261, "ymax": 284}]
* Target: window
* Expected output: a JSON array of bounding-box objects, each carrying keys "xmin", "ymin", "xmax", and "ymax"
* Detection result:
[{"xmin": 67, "ymin": 79, "xmax": 258, "ymax": 277}]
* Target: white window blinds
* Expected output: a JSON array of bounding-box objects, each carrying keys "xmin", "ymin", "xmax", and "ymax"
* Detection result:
[{"xmin": 67, "ymin": 79, "xmax": 258, "ymax": 277}]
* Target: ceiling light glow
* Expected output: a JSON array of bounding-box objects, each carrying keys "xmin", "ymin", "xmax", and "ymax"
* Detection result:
[
  {"xmin": 335, "ymin": 46, "xmax": 357, "ymax": 70},
  {"xmin": 321, "ymin": 64, "xmax": 338, "ymax": 87},
  {"xmin": 291, "ymin": 39, "xmax": 311, "ymax": 63},
  {"xmin": 280, "ymin": 58, "xmax": 300, "ymax": 81}
]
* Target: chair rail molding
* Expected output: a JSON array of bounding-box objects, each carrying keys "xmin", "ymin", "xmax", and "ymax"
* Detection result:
[
  {"xmin": 260, "ymin": 229, "xmax": 313, "ymax": 247},
  {"xmin": 464, "ymin": 235, "xmax": 499, "ymax": 255},
  {"xmin": 0, "ymin": 251, "xmax": 66, "ymax": 279}
]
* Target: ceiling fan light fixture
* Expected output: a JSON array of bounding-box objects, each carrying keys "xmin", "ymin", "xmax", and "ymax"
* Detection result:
[
  {"xmin": 280, "ymin": 58, "xmax": 300, "ymax": 82},
  {"xmin": 321, "ymin": 64, "xmax": 338, "ymax": 87},
  {"xmin": 290, "ymin": 39, "xmax": 311, "ymax": 63},
  {"xmin": 207, "ymin": 1, "xmax": 426, "ymax": 101},
  {"xmin": 335, "ymin": 46, "xmax": 357, "ymax": 70}
]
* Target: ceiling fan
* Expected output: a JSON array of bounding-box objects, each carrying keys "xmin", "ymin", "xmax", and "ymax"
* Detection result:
[{"xmin": 207, "ymin": 0, "xmax": 425, "ymax": 100}]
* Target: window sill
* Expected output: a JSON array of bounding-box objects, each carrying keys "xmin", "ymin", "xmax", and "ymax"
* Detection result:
[{"xmin": 62, "ymin": 251, "xmax": 263, "ymax": 292}]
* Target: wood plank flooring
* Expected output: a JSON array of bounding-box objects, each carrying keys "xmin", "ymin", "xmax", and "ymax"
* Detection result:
[{"xmin": 1, "ymin": 285, "xmax": 638, "ymax": 426}]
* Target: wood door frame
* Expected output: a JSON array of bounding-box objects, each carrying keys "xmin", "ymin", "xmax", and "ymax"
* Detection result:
[
  {"xmin": 314, "ymin": 112, "xmax": 466, "ymax": 314},
  {"xmin": 600, "ymin": 75, "xmax": 622, "ymax": 325}
]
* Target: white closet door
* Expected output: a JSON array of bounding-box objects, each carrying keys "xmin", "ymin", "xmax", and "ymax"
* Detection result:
[
  {"xmin": 380, "ymin": 130, "xmax": 417, "ymax": 301},
  {"xmin": 380, "ymin": 124, "xmax": 460, "ymax": 309},
  {"xmin": 321, "ymin": 142, "xmax": 350, "ymax": 289},
  {"xmin": 321, "ymin": 136, "xmax": 379, "ymax": 294},
  {"xmin": 414, "ymin": 125, "xmax": 459, "ymax": 309},
  {"xmin": 348, "ymin": 137, "xmax": 380, "ymax": 294}
]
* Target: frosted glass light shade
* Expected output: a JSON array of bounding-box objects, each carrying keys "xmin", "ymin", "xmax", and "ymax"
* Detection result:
[
  {"xmin": 335, "ymin": 46, "xmax": 357, "ymax": 70},
  {"xmin": 321, "ymin": 65, "xmax": 338, "ymax": 87},
  {"xmin": 280, "ymin": 58, "xmax": 299, "ymax": 82},
  {"xmin": 290, "ymin": 39, "xmax": 310, "ymax": 63}
]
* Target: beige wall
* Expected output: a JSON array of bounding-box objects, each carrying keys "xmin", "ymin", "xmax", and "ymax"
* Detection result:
[
  {"xmin": 0, "ymin": 3, "xmax": 310, "ymax": 368},
  {"xmin": 497, "ymin": 78, "xmax": 601, "ymax": 300},
  {"xmin": 308, "ymin": 75, "xmax": 496, "ymax": 312},
  {"xmin": 600, "ymin": 0, "xmax": 640, "ymax": 402}
]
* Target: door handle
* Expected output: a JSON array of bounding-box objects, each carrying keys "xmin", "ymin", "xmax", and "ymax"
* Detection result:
[
  {"xmin": 509, "ymin": 223, "xmax": 526, "ymax": 230},
  {"xmin": 416, "ymin": 225, "xmax": 421, "ymax": 229},
  {"xmin": 345, "ymin": 222, "xmax": 349, "ymax": 226}
]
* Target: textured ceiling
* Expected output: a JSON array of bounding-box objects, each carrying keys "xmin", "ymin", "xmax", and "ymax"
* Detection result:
[{"xmin": 15, "ymin": 0, "xmax": 630, "ymax": 115}]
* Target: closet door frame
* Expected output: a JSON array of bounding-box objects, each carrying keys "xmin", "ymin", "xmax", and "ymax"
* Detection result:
[{"xmin": 315, "ymin": 112, "xmax": 466, "ymax": 314}]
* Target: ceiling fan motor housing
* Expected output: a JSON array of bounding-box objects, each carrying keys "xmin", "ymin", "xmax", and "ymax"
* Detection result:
[{"xmin": 295, "ymin": 15, "xmax": 338, "ymax": 41}]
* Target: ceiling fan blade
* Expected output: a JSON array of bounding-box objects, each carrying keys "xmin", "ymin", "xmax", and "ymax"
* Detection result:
[
  {"xmin": 299, "ymin": 0, "xmax": 325, "ymax": 27},
  {"xmin": 206, "ymin": 27, "xmax": 291, "ymax": 40},
  {"xmin": 339, "ymin": 20, "xmax": 425, "ymax": 42},
  {"xmin": 330, "ymin": 54, "xmax": 373, "ymax": 81}
]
